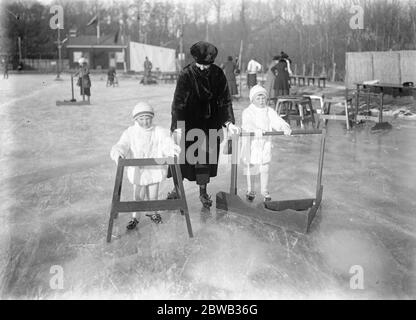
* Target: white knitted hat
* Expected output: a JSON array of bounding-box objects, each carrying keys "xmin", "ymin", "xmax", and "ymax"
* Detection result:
[
  {"xmin": 78, "ymin": 57, "xmax": 87, "ymax": 65},
  {"xmin": 132, "ymin": 102, "xmax": 154, "ymax": 119},
  {"xmin": 249, "ymin": 84, "xmax": 268, "ymax": 102}
]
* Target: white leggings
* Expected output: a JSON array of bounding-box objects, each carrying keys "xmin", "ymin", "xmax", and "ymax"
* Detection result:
[
  {"xmin": 131, "ymin": 183, "xmax": 159, "ymax": 219},
  {"xmin": 246, "ymin": 163, "xmax": 270, "ymax": 195}
]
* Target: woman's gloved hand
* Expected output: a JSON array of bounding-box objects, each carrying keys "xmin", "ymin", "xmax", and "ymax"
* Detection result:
[
  {"xmin": 283, "ymin": 125, "xmax": 292, "ymax": 136},
  {"xmin": 226, "ymin": 122, "xmax": 240, "ymax": 135},
  {"xmin": 172, "ymin": 128, "xmax": 182, "ymax": 145},
  {"xmin": 172, "ymin": 144, "xmax": 181, "ymax": 157},
  {"xmin": 110, "ymin": 149, "xmax": 125, "ymax": 165}
]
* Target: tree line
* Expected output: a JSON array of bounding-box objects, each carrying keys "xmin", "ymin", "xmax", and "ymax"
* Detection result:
[{"xmin": 1, "ymin": 0, "xmax": 416, "ymax": 80}]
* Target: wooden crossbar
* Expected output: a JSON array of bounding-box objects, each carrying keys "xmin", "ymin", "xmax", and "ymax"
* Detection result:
[{"xmin": 106, "ymin": 157, "xmax": 193, "ymax": 242}]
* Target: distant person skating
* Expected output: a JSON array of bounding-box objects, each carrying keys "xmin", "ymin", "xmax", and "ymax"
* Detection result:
[
  {"xmin": 74, "ymin": 58, "xmax": 91, "ymax": 102},
  {"xmin": 2, "ymin": 59, "xmax": 9, "ymax": 79},
  {"xmin": 222, "ymin": 56, "xmax": 239, "ymax": 99},
  {"xmin": 107, "ymin": 67, "xmax": 117, "ymax": 87},
  {"xmin": 265, "ymin": 56, "xmax": 280, "ymax": 100},
  {"xmin": 143, "ymin": 56, "xmax": 153, "ymax": 85},
  {"xmin": 110, "ymin": 102, "xmax": 181, "ymax": 230},
  {"xmin": 246, "ymin": 58, "xmax": 262, "ymax": 90},
  {"xmin": 241, "ymin": 85, "xmax": 291, "ymax": 202}
]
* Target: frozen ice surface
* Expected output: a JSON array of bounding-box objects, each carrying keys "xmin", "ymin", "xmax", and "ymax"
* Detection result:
[{"xmin": 0, "ymin": 74, "xmax": 415, "ymax": 299}]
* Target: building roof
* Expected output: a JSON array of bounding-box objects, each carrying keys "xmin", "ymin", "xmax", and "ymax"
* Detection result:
[{"xmin": 66, "ymin": 34, "xmax": 127, "ymax": 48}]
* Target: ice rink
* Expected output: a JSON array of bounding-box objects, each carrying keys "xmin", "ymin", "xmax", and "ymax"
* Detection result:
[{"xmin": 0, "ymin": 74, "xmax": 415, "ymax": 299}]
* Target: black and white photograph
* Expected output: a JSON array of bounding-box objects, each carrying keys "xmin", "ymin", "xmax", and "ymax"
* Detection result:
[{"xmin": 0, "ymin": 0, "xmax": 415, "ymax": 302}]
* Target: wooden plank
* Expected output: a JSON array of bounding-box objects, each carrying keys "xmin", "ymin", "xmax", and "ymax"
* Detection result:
[
  {"xmin": 264, "ymin": 198, "xmax": 315, "ymax": 211},
  {"xmin": 356, "ymin": 115, "xmax": 379, "ymax": 122},
  {"xmin": 216, "ymin": 192, "xmax": 309, "ymax": 233},
  {"xmin": 121, "ymin": 158, "xmax": 173, "ymax": 166},
  {"xmin": 114, "ymin": 199, "xmax": 184, "ymax": 212},
  {"xmin": 240, "ymin": 129, "xmax": 322, "ymax": 137}
]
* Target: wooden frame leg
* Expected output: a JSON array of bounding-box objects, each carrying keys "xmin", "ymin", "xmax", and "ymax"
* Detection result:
[
  {"xmin": 298, "ymin": 103, "xmax": 305, "ymax": 129},
  {"xmin": 106, "ymin": 209, "xmax": 117, "ymax": 243},
  {"xmin": 172, "ymin": 163, "xmax": 193, "ymax": 238},
  {"xmin": 344, "ymin": 101, "xmax": 350, "ymax": 130},
  {"xmin": 309, "ymin": 100, "xmax": 316, "ymax": 128},
  {"xmin": 107, "ymin": 159, "xmax": 124, "ymax": 243}
]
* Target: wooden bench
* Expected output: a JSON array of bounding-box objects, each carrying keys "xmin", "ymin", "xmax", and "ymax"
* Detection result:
[
  {"xmin": 160, "ymin": 72, "xmax": 178, "ymax": 83},
  {"xmin": 290, "ymin": 75, "xmax": 327, "ymax": 88},
  {"xmin": 290, "ymin": 75, "xmax": 306, "ymax": 86},
  {"xmin": 307, "ymin": 76, "xmax": 327, "ymax": 88}
]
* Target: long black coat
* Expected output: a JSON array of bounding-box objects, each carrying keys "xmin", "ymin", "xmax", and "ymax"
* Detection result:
[
  {"xmin": 170, "ymin": 62, "xmax": 235, "ymax": 182},
  {"xmin": 222, "ymin": 60, "xmax": 238, "ymax": 96},
  {"xmin": 271, "ymin": 60, "xmax": 290, "ymax": 94}
]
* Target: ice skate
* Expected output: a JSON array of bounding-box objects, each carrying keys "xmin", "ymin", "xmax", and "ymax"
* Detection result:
[
  {"xmin": 146, "ymin": 213, "xmax": 162, "ymax": 224},
  {"xmin": 199, "ymin": 193, "xmax": 212, "ymax": 208}
]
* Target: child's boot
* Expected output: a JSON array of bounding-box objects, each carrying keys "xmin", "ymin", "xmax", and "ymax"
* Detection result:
[
  {"xmin": 167, "ymin": 188, "xmax": 179, "ymax": 199},
  {"xmin": 246, "ymin": 191, "xmax": 256, "ymax": 201},
  {"xmin": 263, "ymin": 191, "xmax": 272, "ymax": 202}
]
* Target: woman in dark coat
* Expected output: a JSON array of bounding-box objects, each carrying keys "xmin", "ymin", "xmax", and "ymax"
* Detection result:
[
  {"xmin": 271, "ymin": 55, "xmax": 290, "ymax": 96},
  {"xmin": 222, "ymin": 56, "xmax": 238, "ymax": 96},
  {"xmin": 169, "ymin": 41, "xmax": 239, "ymax": 207}
]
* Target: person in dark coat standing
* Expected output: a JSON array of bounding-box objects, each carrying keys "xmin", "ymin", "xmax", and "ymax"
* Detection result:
[
  {"xmin": 143, "ymin": 56, "xmax": 153, "ymax": 84},
  {"xmin": 271, "ymin": 54, "xmax": 291, "ymax": 96},
  {"xmin": 74, "ymin": 58, "xmax": 91, "ymax": 102},
  {"xmin": 168, "ymin": 41, "xmax": 240, "ymax": 208},
  {"xmin": 222, "ymin": 56, "xmax": 238, "ymax": 98}
]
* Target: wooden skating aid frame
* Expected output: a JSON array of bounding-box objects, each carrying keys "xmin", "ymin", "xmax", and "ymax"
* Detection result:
[
  {"xmin": 216, "ymin": 129, "xmax": 326, "ymax": 234},
  {"xmin": 106, "ymin": 157, "xmax": 193, "ymax": 243}
]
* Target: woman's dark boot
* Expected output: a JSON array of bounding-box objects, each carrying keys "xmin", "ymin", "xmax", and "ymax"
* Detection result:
[{"xmin": 199, "ymin": 185, "xmax": 212, "ymax": 208}]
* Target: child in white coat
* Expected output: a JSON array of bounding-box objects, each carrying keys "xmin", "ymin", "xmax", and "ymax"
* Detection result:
[
  {"xmin": 110, "ymin": 102, "xmax": 180, "ymax": 230},
  {"xmin": 241, "ymin": 85, "xmax": 291, "ymax": 202}
]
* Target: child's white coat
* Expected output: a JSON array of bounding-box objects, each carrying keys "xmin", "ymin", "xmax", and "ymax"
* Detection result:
[
  {"xmin": 110, "ymin": 123, "xmax": 176, "ymax": 186},
  {"xmin": 241, "ymin": 104, "xmax": 290, "ymax": 165}
]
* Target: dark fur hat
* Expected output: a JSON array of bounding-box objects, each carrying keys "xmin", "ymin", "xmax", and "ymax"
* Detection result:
[
  {"xmin": 190, "ymin": 41, "xmax": 218, "ymax": 65},
  {"xmin": 280, "ymin": 51, "xmax": 289, "ymax": 59}
]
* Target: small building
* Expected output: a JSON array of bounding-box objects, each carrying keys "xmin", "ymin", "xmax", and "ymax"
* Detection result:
[
  {"xmin": 66, "ymin": 34, "xmax": 177, "ymax": 73},
  {"xmin": 66, "ymin": 34, "xmax": 127, "ymax": 70}
]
